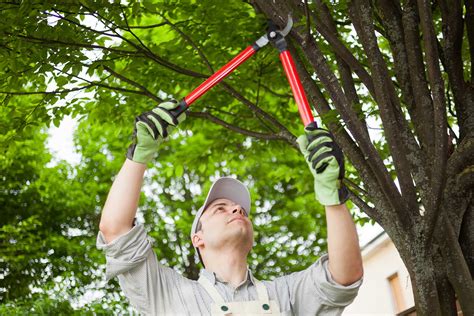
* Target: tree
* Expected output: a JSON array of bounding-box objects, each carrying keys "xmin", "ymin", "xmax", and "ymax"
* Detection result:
[
  {"xmin": 252, "ymin": 0, "xmax": 474, "ymax": 314},
  {"xmin": 0, "ymin": 94, "xmax": 128, "ymax": 311},
  {"xmin": 1, "ymin": 0, "xmax": 472, "ymax": 314}
]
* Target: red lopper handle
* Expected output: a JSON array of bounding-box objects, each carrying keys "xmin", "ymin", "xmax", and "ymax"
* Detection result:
[{"xmin": 279, "ymin": 50, "xmax": 316, "ymax": 128}]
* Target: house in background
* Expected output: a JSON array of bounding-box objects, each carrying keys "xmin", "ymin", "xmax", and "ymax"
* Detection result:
[{"xmin": 343, "ymin": 231, "xmax": 416, "ymax": 315}]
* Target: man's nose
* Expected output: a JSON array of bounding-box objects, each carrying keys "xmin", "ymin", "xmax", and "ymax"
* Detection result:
[{"xmin": 232, "ymin": 205, "xmax": 245, "ymax": 216}]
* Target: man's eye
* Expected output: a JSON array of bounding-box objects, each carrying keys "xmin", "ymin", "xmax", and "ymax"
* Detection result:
[{"xmin": 214, "ymin": 207, "xmax": 224, "ymax": 213}]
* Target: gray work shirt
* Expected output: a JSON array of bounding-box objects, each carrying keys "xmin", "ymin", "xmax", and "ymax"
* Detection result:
[{"xmin": 97, "ymin": 225, "xmax": 362, "ymax": 315}]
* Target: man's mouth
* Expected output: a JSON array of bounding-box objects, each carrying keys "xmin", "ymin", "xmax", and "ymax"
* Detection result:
[{"xmin": 228, "ymin": 216, "xmax": 246, "ymax": 224}]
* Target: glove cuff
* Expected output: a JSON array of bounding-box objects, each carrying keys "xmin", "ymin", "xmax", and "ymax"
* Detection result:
[
  {"xmin": 126, "ymin": 143, "xmax": 157, "ymax": 164},
  {"xmin": 315, "ymin": 183, "xmax": 350, "ymax": 206}
]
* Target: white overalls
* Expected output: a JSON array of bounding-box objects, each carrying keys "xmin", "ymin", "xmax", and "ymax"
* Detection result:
[{"xmin": 198, "ymin": 275, "xmax": 281, "ymax": 315}]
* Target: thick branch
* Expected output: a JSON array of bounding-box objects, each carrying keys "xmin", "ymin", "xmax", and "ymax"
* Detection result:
[
  {"xmin": 435, "ymin": 212, "xmax": 474, "ymax": 315},
  {"xmin": 350, "ymin": 0, "xmax": 420, "ymax": 214},
  {"xmin": 467, "ymin": 0, "xmax": 474, "ymax": 81},
  {"xmin": 311, "ymin": 0, "xmax": 377, "ymax": 98},
  {"xmin": 416, "ymin": 0, "xmax": 449, "ymax": 238},
  {"xmin": 309, "ymin": 0, "xmax": 369, "ymax": 138},
  {"xmin": 401, "ymin": 0, "xmax": 436, "ymax": 157},
  {"xmin": 438, "ymin": 0, "xmax": 465, "ymax": 91},
  {"xmin": 373, "ymin": 0, "xmax": 433, "ymax": 208},
  {"xmin": 438, "ymin": 0, "xmax": 472, "ymax": 140}
]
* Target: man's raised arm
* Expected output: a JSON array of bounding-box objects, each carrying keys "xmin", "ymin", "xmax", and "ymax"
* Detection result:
[
  {"xmin": 326, "ymin": 203, "xmax": 363, "ymax": 285},
  {"xmin": 99, "ymin": 159, "xmax": 146, "ymax": 243},
  {"xmin": 297, "ymin": 126, "xmax": 363, "ymax": 285},
  {"xmin": 99, "ymin": 100, "xmax": 186, "ymax": 243}
]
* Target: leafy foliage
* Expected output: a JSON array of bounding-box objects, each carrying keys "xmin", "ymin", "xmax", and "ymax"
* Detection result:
[{"xmin": 0, "ymin": 0, "xmax": 335, "ymax": 312}]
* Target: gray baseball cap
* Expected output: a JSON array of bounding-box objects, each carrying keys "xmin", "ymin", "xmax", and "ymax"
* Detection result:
[{"xmin": 190, "ymin": 177, "xmax": 251, "ymax": 260}]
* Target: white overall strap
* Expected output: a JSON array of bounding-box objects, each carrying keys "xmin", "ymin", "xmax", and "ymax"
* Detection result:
[
  {"xmin": 253, "ymin": 279, "xmax": 269, "ymax": 304},
  {"xmin": 198, "ymin": 275, "xmax": 226, "ymax": 304}
]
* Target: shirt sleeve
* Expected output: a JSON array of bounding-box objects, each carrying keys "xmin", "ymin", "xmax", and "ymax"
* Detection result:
[
  {"xmin": 96, "ymin": 224, "xmax": 191, "ymax": 315},
  {"xmin": 275, "ymin": 254, "xmax": 362, "ymax": 315}
]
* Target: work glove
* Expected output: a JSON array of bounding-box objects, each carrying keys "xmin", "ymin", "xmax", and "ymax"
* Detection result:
[
  {"xmin": 297, "ymin": 125, "xmax": 349, "ymax": 206},
  {"xmin": 126, "ymin": 100, "xmax": 186, "ymax": 164}
]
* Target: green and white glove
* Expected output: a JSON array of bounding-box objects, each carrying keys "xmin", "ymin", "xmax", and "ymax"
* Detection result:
[
  {"xmin": 297, "ymin": 125, "xmax": 349, "ymax": 206},
  {"xmin": 126, "ymin": 100, "xmax": 186, "ymax": 164}
]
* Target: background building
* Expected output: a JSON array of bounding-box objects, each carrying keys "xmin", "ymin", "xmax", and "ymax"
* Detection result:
[{"xmin": 344, "ymin": 231, "xmax": 416, "ymax": 315}]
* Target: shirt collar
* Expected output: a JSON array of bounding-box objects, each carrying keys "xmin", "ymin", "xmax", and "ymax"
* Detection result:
[{"xmin": 199, "ymin": 266, "xmax": 256, "ymax": 288}]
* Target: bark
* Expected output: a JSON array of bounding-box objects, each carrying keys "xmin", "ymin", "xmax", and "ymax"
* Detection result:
[
  {"xmin": 400, "ymin": 0, "xmax": 436, "ymax": 158},
  {"xmin": 310, "ymin": 0, "xmax": 377, "ymax": 99},
  {"xmin": 310, "ymin": 0, "xmax": 370, "ymax": 139},
  {"xmin": 416, "ymin": 0, "xmax": 449, "ymax": 236},
  {"xmin": 432, "ymin": 249, "xmax": 457, "ymax": 316},
  {"xmin": 349, "ymin": 0, "xmax": 422, "ymax": 215},
  {"xmin": 459, "ymin": 203, "xmax": 474, "ymax": 277},
  {"xmin": 466, "ymin": 0, "xmax": 474, "ymax": 82},
  {"xmin": 435, "ymin": 213, "xmax": 474, "ymax": 315}
]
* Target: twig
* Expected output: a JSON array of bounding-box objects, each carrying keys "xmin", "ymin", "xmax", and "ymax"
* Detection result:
[
  {"xmin": 102, "ymin": 66, "xmax": 161, "ymax": 102},
  {"xmin": 0, "ymin": 85, "xmax": 94, "ymax": 95},
  {"xmin": 187, "ymin": 111, "xmax": 287, "ymax": 142}
]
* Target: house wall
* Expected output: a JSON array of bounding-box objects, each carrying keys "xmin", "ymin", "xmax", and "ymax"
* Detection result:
[{"xmin": 343, "ymin": 234, "xmax": 415, "ymax": 315}]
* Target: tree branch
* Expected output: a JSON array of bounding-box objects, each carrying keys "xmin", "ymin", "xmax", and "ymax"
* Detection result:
[
  {"xmin": 285, "ymin": 40, "xmax": 389, "ymax": 224},
  {"xmin": 157, "ymin": 13, "xmax": 214, "ymax": 73},
  {"xmin": 416, "ymin": 0, "xmax": 449, "ymax": 239},
  {"xmin": 438, "ymin": 0, "xmax": 465, "ymax": 91},
  {"xmin": 466, "ymin": 0, "xmax": 474, "ymax": 82},
  {"xmin": 83, "ymin": 6, "xmax": 208, "ymax": 79},
  {"xmin": 51, "ymin": 66, "xmax": 154, "ymax": 99},
  {"xmin": 219, "ymin": 82, "xmax": 297, "ymax": 146},
  {"xmin": 346, "ymin": 189, "xmax": 382, "ymax": 225},
  {"xmin": 129, "ymin": 22, "xmax": 168, "ymax": 29},
  {"xmin": 12, "ymin": 33, "xmax": 140, "ymax": 56},
  {"xmin": 350, "ymin": 0, "xmax": 420, "ymax": 215},
  {"xmin": 311, "ymin": 0, "xmax": 377, "ymax": 98},
  {"xmin": 187, "ymin": 111, "xmax": 290, "ymax": 143},
  {"xmin": 401, "ymin": 0, "xmax": 435, "ymax": 157},
  {"xmin": 0, "ymin": 85, "xmax": 94, "ymax": 95},
  {"xmin": 102, "ymin": 65, "xmax": 161, "ymax": 102},
  {"xmin": 47, "ymin": 10, "xmax": 120, "ymax": 39},
  {"xmin": 309, "ymin": 0, "xmax": 369, "ymax": 138}
]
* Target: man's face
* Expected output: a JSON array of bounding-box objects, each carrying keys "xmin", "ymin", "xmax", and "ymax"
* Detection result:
[{"xmin": 195, "ymin": 198, "xmax": 254, "ymax": 254}]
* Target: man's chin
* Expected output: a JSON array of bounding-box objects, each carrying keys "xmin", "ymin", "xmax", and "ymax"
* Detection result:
[{"xmin": 222, "ymin": 229, "xmax": 253, "ymax": 244}]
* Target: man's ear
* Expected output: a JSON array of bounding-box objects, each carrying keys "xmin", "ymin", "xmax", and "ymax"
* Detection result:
[{"xmin": 192, "ymin": 231, "xmax": 204, "ymax": 248}]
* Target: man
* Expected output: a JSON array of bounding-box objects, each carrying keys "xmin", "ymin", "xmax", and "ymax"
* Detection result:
[{"xmin": 97, "ymin": 101, "xmax": 363, "ymax": 315}]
